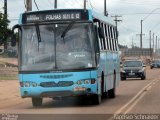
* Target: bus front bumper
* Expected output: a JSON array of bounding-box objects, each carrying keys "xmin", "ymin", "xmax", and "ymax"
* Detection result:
[{"xmin": 20, "ymin": 84, "xmax": 98, "ymax": 98}]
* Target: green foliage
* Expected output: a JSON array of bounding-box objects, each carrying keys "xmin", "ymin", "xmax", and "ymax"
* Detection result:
[
  {"xmin": 0, "ymin": 12, "xmax": 11, "ymax": 45},
  {"xmin": 118, "ymin": 44, "xmax": 128, "ymax": 49}
]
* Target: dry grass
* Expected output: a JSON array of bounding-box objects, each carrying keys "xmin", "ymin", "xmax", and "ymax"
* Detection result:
[
  {"xmin": 0, "ymin": 67, "xmax": 18, "ymax": 80},
  {"xmin": 0, "ymin": 58, "xmax": 18, "ymax": 80}
]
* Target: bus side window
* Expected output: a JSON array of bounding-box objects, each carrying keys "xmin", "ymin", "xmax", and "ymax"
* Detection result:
[
  {"xmin": 104, "ymin": 24, "xmax": 110, "ymax": 50},
  {"xmin": 105, "ymin": 25, "xmax": 111, "ymax": 50},
  {"xmin": 94, "ymin": 22, "xmax": 102, "ymax": 51},
  {"xmin": 93, "ymin": 23, "xmax": 100, "ymax": 53},
  {"xmin": 101, "ymin": 23, "xmax": 106, "ymax": 50},
  {"xmin": 102, "ymin": 23, "xmax": 108, "ymax": 50},
  {"xmin": 108, "ymin": 25, "xmax": 112, "ymax": 51},
  {"xmin": 111, "ymin": 27, "xmax": 116, "ymax": 51},
  {"xmin": 111, "ymin": 27, "xmax": 115, "ymax": 51},
  {"xmin": 98, "ymin": 22, "xmax": 104, "ymax": 50},
  {"xmin": 113, "ymin": 27, "xmax": 118, "ymax": 51}
]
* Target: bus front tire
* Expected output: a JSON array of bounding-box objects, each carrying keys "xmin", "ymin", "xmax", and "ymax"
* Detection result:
[
  {"xmin": 32, "ymin": 98, "xmax": 43, "ymax": 107},
  {"xmin": 93, "ymin": 95, "xmax": 101, "ymax": 105}
]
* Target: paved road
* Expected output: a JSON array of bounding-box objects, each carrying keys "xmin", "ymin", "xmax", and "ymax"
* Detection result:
[{"xmin": 0, "ymin": 67, "xmax": 160, "ymax": 120}]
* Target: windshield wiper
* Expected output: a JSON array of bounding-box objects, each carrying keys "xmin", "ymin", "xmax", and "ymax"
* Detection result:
[
  {"xmin": 35, "ymin": 24, "xmax": 41, "ymax": 51},
  {"xmin": 61, "ymin": 21, "xmax": 75, "ymax": 42}
]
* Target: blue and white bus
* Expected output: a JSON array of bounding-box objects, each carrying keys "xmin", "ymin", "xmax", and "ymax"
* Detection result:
[{"xmin": 12, "ymin": 9, "xmax": 120, "ymax": 106}]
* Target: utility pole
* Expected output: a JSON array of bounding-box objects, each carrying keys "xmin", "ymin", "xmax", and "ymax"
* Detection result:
[
  {"xmin": 4, "ymin": 0, "xmax": 7, "ymax": 18},
  {"xmin": 111, "ymin": 15, "xmax": 122, "ymax": 43},
  {"xmin": 156, "ymin": 36, "xmax": 158, "ymax": 53},
  {"xmin": 137, "ymin": 21, "xmax": 145, "ymax": 56},
  {"xmin": 132, "ymin": 37, "xmax": 134, "ymax": 48},
  {"xmin": 111, "ymin": 15, "xmax": 122, "ymax": 31},
  {"xmin": 158, "ymin": 40, "xmax": 159, "ymax": 56},
  {"xmin": 84, "ymin": 0, "xmax": 87, "ymax": 11},
  {"xmin": 140, "ymin": 20, "xmax": 143, "ymax": 49},
  {"xmin": 149, "ymin": 31, "xmax": 152, "ymax": 58},
  {"xmin": 54, "ymin": 0, "xmax": 57, "ymax": 9},
  {"xmin": 104, "ymin": 0, "xmax": 108, "ymax": 16},
  {"xmin": 4, "ymin": 0, "xmax": 7, "ymax": 51},
  {"xmin": 26, "ymin": 0, "xmax": 32, "ymax": 11},
  {"xmin": 152, "ymin": 33, "xmax": 154, "ymax": 59}
]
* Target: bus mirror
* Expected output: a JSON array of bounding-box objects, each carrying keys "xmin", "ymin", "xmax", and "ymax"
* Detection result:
[
  {"xmin": 98, "ymin": 27, "xmax": 105, "ymax": 39},
  {"xmin": 11, "ymin": 24, "xmax": 21, "ymax": 47},
  {"xmin": 11, "ymin": 35, "xmax": 16, "ymax": 47}
]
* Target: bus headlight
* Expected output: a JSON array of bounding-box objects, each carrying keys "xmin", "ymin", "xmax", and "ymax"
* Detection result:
[
  {"xmin": 32, "ymin": 82, "xmax": 38, "ymax": 87},
  {"xmin": 77, "ymin": 80, "xmax": 83, "ymax": 85},
  {"xmin": 20, "ymin": 82, "xmax": 38, "ymax": 87},
  {"xmin": 24, "ymin": 82, "xmax": 30, "ymax": 87},
  {"xmin": 84, "ymin": 80, "xmax": 90, "ymax": 84}
]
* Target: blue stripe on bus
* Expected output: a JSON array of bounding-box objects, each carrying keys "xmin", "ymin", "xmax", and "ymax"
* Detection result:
[
  {"xmin": 88, "ymin": 10, "xmax": 93, "ymax": 21},
  {"xmin": 18, "ymin": 14, "xmax": 23, "ymax": 25}
]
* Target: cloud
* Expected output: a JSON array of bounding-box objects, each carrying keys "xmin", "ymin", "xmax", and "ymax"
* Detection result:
[{"xmin": 1, "ymin": 0, "xmax": 160, "ymax": 48}]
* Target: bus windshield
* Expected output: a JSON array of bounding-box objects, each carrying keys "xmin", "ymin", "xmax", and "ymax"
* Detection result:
[{"xmin": 21, "ymin": 23, "xmax": 96, "ymax": 71}]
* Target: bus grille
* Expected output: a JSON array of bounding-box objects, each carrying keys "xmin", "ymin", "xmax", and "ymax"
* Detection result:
[
  {"xmin": 40, "ymin": 74, "xmax": 73, "ymax": 79},
  {"xmin": 40, "ymin": 81, "xmax": 74, "ymax": 87}
]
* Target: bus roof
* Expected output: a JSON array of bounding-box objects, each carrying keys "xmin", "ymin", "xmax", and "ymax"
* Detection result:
[
  {"xmin": 19, "ymin": 9, "xmax": 115, "ymax": 26},
  {"xmin": 92, "ymin": 10, "xmax": 116, "ymax": 26}
]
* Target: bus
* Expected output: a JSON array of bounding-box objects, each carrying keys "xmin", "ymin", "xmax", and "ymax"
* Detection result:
[{"xmin": 12, "ymin": 9, "xmax": 120, "ymax": 106}]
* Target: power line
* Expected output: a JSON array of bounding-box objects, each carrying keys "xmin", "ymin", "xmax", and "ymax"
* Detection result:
[
  {"xmin": 118, "ymin": 0, "xmax": 160, "ymax": 7},
  {"xmin": 24, "ymin": 0, "xmax": 26, "ymax": 9},
  {"xmin": 34, "ymin": 0, "xmax": 39, "ymax": 10},
  {"xmin": 88, "ymin": 0, "xmax": 95, "ymax": 10},
  {"xmin": 75, "ymin": 0, "xmax": 83, "ymax": 7},
  {"xmin": 110, "ymin": 12, "xmax": 160, "ymax": 16},
  {"xmin": 47, "ymin": 0, "xmax": 54, "ymax": 8},
  {"xmin": 88, "ymin": 0, "xmax": 102, "ymax": 13}
]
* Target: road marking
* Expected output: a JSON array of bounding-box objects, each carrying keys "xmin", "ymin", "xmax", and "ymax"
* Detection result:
[
  {"xmin": 124, "ymin": 79, "xmax": 160, "ymax": 114},
  {"xmin": 114, "ymin": 81, "xmax": 153, "ymax": 115},
  {"xmin": 114, "ymin": 79, "xmax": 159, "ymax": 115},
  {"xmin": 124, "ymin": 92, "xmax": 146, "ymax": 114},
  {"xmin": 108, "ymin": 79, "xmax": 160, "ymax": 120},
  {"xmin": 146, "ymin": 85, "xmax": 152, "ymax": 90}
]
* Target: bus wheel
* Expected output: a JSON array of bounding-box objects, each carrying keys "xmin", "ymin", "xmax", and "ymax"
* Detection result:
[
  {"xmin": 93, "ymin": 95, "xmax": 101, "ymax": 105},
  {"xmin": 108, "ymin": 73, "xmax": 116, "ymax": 98},
  {"xmin": 32, "ymin": 98, "xmax": 43, "ymax": 107}
]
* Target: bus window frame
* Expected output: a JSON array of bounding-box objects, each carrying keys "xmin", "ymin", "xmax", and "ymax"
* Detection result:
[
  {"xmin": 108, "ymin": 25, "xmax": 113, "ymax": 51},
  {"xmin": 113, "ymin": 27, "xmax": 118, "ymax": 51},
  {"xmin": 112, "ymin": 27, "xmax": 116, "ymax": 51},
  {"xmin": 98, "ymin": 22, "xmax": 104, "ymax": 50},
  {"xmin": 102, "ymin": 23, "xmax": 108, "ymax": 50},
  {"xmin": 101, "ymin": 23, "xmax": 107, "ymax": 50},
  {"xmin": 104, "ymin": 24, "xmax": 110, "ymax": 51},
  {"xmin": 94, "ymin": 22, "xmax": 102, "ymax": 50}
]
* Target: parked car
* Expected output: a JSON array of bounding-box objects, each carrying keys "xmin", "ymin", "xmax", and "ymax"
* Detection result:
[
  {"xmin": 150, "ymin": 60, "xmax": 160, "ymax": 69},
  {"xmin": 121, "ymin": 60, "xmax": 146, "ymax": 80}
]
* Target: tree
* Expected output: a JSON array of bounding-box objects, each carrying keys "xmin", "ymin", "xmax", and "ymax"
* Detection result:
[
  {"xmin": 118, "ymin": 44, "xmax": 128, "ymax": 49},
  {"xmin": 0, "ymin": 12, "xmax": 11, "ymax": 51}
]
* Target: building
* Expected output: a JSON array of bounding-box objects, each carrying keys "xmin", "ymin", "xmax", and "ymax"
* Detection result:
[{"xmin": 123, "ymin": 48, "xmax": 153, "ymax": 57}]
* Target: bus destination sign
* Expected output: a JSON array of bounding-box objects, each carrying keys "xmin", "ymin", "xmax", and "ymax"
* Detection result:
[{"xmin": 25, "ymin": 12, "xmax": 82, "ymax": 23}]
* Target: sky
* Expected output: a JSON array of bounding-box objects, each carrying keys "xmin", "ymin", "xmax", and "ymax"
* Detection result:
[{"xmin": 1, "ymin": 0, "xmax": 160, "ymax": 48}]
